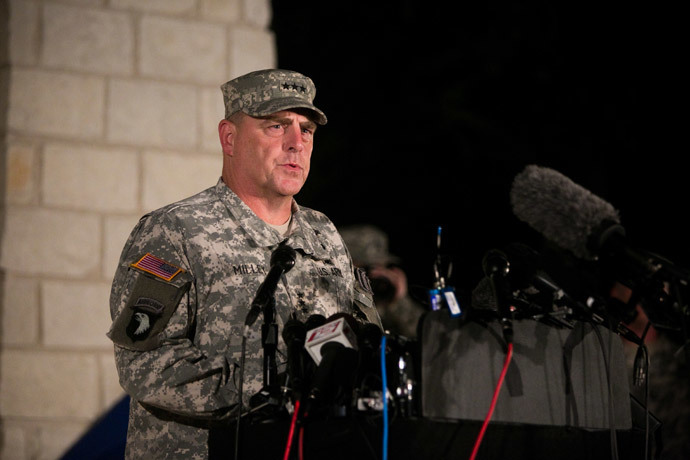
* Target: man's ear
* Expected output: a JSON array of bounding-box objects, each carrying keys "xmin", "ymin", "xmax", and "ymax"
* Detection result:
[{"xmin": 218, "ymin": 119, "xmax": 235, "ymax": 156}]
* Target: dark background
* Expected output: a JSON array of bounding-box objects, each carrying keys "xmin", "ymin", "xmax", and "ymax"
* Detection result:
[{"xmin": 271, "ymin": 2, "xmax": 687, "ymax": 304}]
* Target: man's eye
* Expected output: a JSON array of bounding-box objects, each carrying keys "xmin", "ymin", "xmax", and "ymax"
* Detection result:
[
  {"xmin": 266, "ymin": 124, "xmax": 284, "ymax": 134},
  {"xmin": 301, "ymin": 129, "xmax": 314, "ymax": 141}
]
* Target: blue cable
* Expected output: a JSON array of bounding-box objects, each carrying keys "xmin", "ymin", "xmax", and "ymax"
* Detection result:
[{"xmin": 380, "ymin": 335, "xmax": 388, "ymax": 460}]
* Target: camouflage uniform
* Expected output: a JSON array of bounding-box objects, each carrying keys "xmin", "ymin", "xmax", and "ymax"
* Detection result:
[{"xmin": 108, "ymin": 178, "xmax": 378, "ymax": 459}]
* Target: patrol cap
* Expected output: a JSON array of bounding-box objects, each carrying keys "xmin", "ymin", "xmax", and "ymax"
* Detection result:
[
  {"xmin": 339, "ymin": 225, "xmax": 400, "ymax": 267},
  {"xmin": 221, "ymin": 69, "xmax": 327, "ymax": 125}
]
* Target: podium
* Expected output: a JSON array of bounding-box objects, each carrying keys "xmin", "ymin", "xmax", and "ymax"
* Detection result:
[
  {"xmin": 208, "ymin": 312, "xmax": 652, "ymax": 459},
  {"xmin": 420, "ymin": 311, "xmax": 633, "ymax": 429},
  {"xmin": 208, "ymin": 415, "xmax": 647, "ymax": 459}
]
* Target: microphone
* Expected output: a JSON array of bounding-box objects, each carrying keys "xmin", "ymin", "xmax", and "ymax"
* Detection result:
[
  {"xmin": 357, "ymin": 322, "xmax": 384, "ymax": 383},
  {"xmin": 510, "ymin": 164, "xmax": 620, "ymax": 261},
  {"xmin": 305, "ymin": 314, "xmax": 327, "ymax": 331},
  {"xmin": 303, "ymin": 313, "xmax": 360, "ymax": 412},
  {"xmin": 482, "ymin": 249, "xmax": 514, "ymax": 343},
  {"xmin": 304, "ymin": 313, "xmax": 359, "ymax": 364},
  {"xmin": 504, "ymin": 242, "xmax": 644, "ymax": 343},
  {"xmin": 470, "ymin": 276, "xmax": 498, "ymax": 311},
  {"xmin": 510, "ymin": 165, "xmax": 689, "ymax": 284},
  {"xmin": 244, "ymin": 243, "xmax": 297, "ymax": 328},
  {"xmin": 282, "ymin": 317, "xmax": 307, "ymax": 397},
  {"xmin": 501, "ymin": 242, "xmax": 613, "ymax": 327},
  {"xmin": 305, "ymin": 341, "xmax": 359, "ymax": 410}
]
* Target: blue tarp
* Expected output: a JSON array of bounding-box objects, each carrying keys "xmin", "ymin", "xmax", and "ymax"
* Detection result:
[{"xmin": 60, "ymin": 395, "xmax": 129, "ymax": 460}]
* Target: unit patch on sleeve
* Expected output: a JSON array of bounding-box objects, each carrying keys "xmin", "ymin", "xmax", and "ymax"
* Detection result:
[
  {"xmin": 131, "ymin": 253, "xmax": 184, "ymax": 282},
  {"xmin": 354, "ymin": 267, "xmax": 373, "ymax": 294},
  {"xmin": 110, "ymin": 271, "xmax": 191, "ymax": 351}
]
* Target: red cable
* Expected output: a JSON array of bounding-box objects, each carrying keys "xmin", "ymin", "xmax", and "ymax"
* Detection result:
[
  {"xmin": 469, "ymin": 342, "xmax": 514, "ymax": 460},
  {"xmin": 299, "ymin": 425, "xmax": 305, "ymax": 460},
  {"xmin": 282, "ymin": 399, "xmax": 301, "ymax": 460}
]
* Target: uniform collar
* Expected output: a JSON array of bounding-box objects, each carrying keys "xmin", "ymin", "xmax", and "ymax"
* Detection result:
[{"xmin": 214, "ymin": 178, "xmax": 330, "ymax": 259}]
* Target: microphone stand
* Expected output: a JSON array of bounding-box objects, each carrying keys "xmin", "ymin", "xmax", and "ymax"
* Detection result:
[
  {"xmin": 483, "ymin": 249, "xmax": 514, "ymax": 345},
  {"xmin": 248, "ymin": 294, "xmax": 290, "ymax": 421},
  {"xmin": 244, "ymin": 242, "xmax": 296, "ymax": 420},
  {"xmin": 262, "ymin": 295, "xmax": 279, "ymax": 388}
]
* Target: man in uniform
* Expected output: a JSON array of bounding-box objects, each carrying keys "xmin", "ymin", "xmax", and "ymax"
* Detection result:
[
  {"xmin": 108, "ymin": 69, "xmax": 380, "ymax": 459},
  {"xmin": 339, "ymin": 224, "xmax": 425, "ymax": 338}
]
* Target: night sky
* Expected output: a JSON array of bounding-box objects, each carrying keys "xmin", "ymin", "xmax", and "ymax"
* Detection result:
[{"xmin": 271, "ymin": 2, "xmax": 687, "ymax": 307}]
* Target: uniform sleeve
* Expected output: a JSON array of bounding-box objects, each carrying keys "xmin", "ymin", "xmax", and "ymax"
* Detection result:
[{"xmin": 108, "ymin": 212, "xmax": 237, "ymax": 420}]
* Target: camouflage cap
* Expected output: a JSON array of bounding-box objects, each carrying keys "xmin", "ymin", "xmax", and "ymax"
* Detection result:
[
  {"xmin": 221, "ymin": 69, "xmax": 327, "ymax": 125},
  {"xmin": 339, "ymin": 225, "xmax": 400, "ymax": 267}
]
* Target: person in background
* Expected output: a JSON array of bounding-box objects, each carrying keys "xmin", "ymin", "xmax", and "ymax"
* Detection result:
[
  {"xmin": 611, "ymin": 282, "xmax": 690, "ymax": 460},
  {"xmin": 340, "ymin": 224, "xmax": 425, "ymax": 338}
]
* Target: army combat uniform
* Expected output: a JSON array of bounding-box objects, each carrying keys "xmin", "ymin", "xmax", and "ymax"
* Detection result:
[{"xmin": 108, "ymin": 178, "xmax": 378, "ymax": 459}]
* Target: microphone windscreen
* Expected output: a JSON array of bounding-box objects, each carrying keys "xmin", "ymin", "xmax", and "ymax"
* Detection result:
[
  {"xmin": 270, "ymin": 243, "xmax": 296, "ymax": 272},
  {"xmin": 471, "ymin": 276, "xmax": 497, "ymax": 311},
  {"xmin": 305, "ymin": 314, "xmax": 327, "ymax": 330},
  {"xmin": 510, "ymin": 164, "xmax": 620, "ymax": 260},
  {"xmin": 282, "ymin": 318, "xmax": 306, "ymax": 344}
]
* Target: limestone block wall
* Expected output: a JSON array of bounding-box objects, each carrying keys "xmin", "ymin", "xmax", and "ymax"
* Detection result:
[{"xmin": 0, "ymin": 1, "xmax": 276, "ymax": 458}]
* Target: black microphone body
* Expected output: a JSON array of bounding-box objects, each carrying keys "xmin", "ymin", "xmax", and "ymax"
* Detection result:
[
  {"xmin": 301, "ymin": 314, "xmax": 361, "ymax": 416},
  {"xmin": 482, "ymin": 249, "xmax": 515, "ymax": 344},
  {"xmin": 282, "ymin": 318, "xmax": 307, "ymax": 399},
  {"xmin": 244, "ymin": 244, "xmax": 297, "ymax": 327},
  {"xmin": 306, "ymin": 341, "xmax": 358, "ymax": 411}
]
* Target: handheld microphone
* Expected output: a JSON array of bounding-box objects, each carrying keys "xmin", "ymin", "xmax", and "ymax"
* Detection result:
[
  {"xmin": 303, "ymin": 313, "xmax": 360, "ymax": 412},
  {"xmin": 305, "ymin": 341, "xmax": 359, "ymax": 410},
  {"xmin": 282, "ymin": 317, "xmax": 307, "ymax": 397},
  {"xmin": 244, "ymin": 243, "xmax": 297, "ymax": 328},
  {"xmin": 304, "ymin": 313, "xmax": 358, "ymax": 365}
]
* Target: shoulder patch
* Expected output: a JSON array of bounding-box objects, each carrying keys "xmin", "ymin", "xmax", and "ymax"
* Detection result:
[
  {"xmin": 352, "ymin": 267, "xmax": 382, "ymax": 328},
  {"xmin": 131, "ymin": 253, "xmax": 184, "ymax": 281},
  {"xmin": 354, "ymin": 267, "xmax": 373, "ymax": 294},
  {"xmin": 110, "ymin": 272, "xmax": 191, "ymax": 351}
]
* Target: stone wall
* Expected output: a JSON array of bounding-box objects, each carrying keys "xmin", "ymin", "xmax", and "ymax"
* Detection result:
[{"xmin": 0, "ymin": 1, "xmax": 276, "ymax": 458}]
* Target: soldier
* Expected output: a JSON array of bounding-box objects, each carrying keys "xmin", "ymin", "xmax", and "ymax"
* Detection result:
[
  {"xmin": 108, "ymin": 69, "xmax": 380, "ymax": 459},
  {"xmin": 340, "ymin": 224, "xmax": 426, "ymax": 338}
]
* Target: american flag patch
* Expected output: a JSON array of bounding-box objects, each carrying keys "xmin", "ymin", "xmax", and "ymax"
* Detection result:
[{"xmin": 131, "ymin": 253, "xmax": 184, "ymax": 281}]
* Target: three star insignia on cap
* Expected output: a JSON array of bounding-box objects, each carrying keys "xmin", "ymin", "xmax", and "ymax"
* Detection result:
[{"xmin": 282, "ymin": 82, "xmax": 307, "ymax": 93}]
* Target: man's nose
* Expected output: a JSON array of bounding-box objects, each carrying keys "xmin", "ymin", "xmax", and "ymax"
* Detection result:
[{"xmin": 283, "ymin": 124, "xmax": 304, "ymax": 152}]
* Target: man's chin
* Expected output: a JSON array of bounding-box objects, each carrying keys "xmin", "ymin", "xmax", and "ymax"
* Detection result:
[
  {"xmin": 275, "ymin": 177, "xmax": 306, "ymax": 197},
  {"xmin": 275, "ymin": 185, "xmax": 304, "ymax": 198}
]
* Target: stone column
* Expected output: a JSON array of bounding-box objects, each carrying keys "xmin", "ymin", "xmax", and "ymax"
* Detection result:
[{"xmin": 0, "ymin": 1, "xmax": 275, "ymax": 458}]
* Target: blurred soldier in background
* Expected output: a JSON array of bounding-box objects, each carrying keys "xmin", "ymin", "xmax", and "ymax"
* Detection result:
[{"xmin": 340, "ymin": 224, "xmax": 426, "ymax": 338}]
